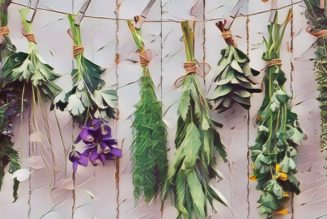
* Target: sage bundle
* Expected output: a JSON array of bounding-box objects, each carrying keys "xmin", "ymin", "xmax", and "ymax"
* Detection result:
[
  {"xmin": 305, "ymin": 0, "xmax": 327, "ymax": 153},
  {"xmin": 1, "ymin": 8, "xmax": 62, "ymax": 102},
  {"xmin": 127, "ymin": 18, "xmax": 168, "ymax": 202},
  {"xmin": 162, "ymin": 21, "xmax": 227, "ymax": 218},
  {"xmin": 53, "ymin": 15, "xmax": 117, "ymax": 122},
  {"xmin": 212, "ymin": 21, "xmax": 260, "ymax": 112},
  {"xmin": 250, "ymin": 10, "xmax": 304, "ymax": 217}
]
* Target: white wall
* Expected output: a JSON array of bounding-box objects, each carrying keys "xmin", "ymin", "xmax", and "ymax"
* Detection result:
[{"xmin": 0, "ymin": 0, "xmax": 326, "ymax": 218}]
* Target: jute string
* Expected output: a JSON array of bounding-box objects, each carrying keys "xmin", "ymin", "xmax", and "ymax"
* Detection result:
[{"xmin": 0, "ymin": 26, "xmax": 9, "ymax": 36}]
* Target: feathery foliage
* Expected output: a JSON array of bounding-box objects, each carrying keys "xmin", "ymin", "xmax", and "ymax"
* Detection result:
[
  {"xmin": 250, "ymin": 10, "xmax": 304, "ymax": 217},
  {"xmin": 212, "ymin": 21, "xmax": 260, "ymax": 113},
  {"xmin": 127, "ymin": 19, "xmax": 168, "ymax": 202},
  {"xmin": 53, "ymin": 15, "xmax": 117, "ymax": 123},
  {"xmin": 305, "ymin": 0, "xmax": 327, "ymax": 153},
  {"xmin": 1, "ymin": 8, "xmax": 62, "ymax": 102},
  {"xmin": 162, "ymin": 21, "xmax": 227, "ymax": 219}
]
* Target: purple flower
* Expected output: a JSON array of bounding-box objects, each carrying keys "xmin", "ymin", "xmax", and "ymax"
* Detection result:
[{"xmin": 70, "ymin": 119, "xmax": 121, "ymax": 172}]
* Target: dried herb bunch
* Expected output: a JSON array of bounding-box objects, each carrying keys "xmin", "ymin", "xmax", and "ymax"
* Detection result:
[
  {"xmin": 127, "ymin": 18, "xmax": 168, "ymax": 202},
  {"xmin": 0, "ymin": 0, "xmax": 15, "ymax": 63},
  {"xmin": 211, "ymin": 21, "xmax": 260, "ymax": 113},
  {"xmin": 162, "ymin": 21, "xmax": 227, "ymax": 218},
  {"xmin": 0, "ymin": 88, "xmax": 20, "ymax": 201},
  {"xmin": 1, "ymin": 8, "xmax": 62, "ymax": 103},
  {"xmin": 305, "ymin": 0, "xmax": 327, "ymax": 153},
  {"xmin": 250, "ymin": 10, "xmax": 304, "ymax": 217},
  {"xmin": 53, "ymin": 15, "xmax": 117, "ymax": 122}
]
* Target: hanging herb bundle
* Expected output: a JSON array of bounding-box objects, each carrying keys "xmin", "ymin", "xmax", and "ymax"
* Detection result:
[
  {"xmin": 1, "ymin": 8, "xmax": 62, "ymax": 102},
  {"xmin": 127, "ymin": 17, "xmax": 168, "ymax": 202},
  {"xmin": 250, "ymin": 10, "xmax": 304, "ymax": 217},
  {"xmin": 0, "ymin": 88, "xmax": 20, "ymax": 201},
  {"xmin": 53, "ymin": 15, "xmax": 117, "ymax": 122},
  {"xmin": 211, "ymin": 21, "xmax": 260, "ymax": 113},
  {"xmin": 162, "ymin": 21, "xmax": 227, "ymax": 218},
  {"xmin": 305, "ymin": 0, "xmax": 327, "ymax": 153},
  {"xmin": 0, "ymin": 0, "xmax": 16, "ymax": 63}
]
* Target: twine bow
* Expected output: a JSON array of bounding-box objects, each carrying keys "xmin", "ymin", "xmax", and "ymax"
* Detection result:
[
  {"xmin": 0, "ymin": 26, "xmax": 9, "ymax": 36},
  {"xmin": 22, "ymin": 32, "xmax": 36, "ymax": 43},
  {"xmin": 307, "ymin": 26, "xmax": 327, "ymax": 38},
  {"xmin": 139, "ymin": 49, "xmax": 151, "ymax": 67},
  {"xmin": 73, "ymin": 45, "xmax": 84, "ymax": 57},
  {"xmin": 174, "ymin": 61, "xmax": 201, "ymax": 88}
]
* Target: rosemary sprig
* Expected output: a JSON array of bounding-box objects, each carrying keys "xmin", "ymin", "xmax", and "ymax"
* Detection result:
[
  {"xmin": 53, "ymin": 15, "xmax": 117, "ymax": 122},
  {"xmin": 162, "ymin": 21, "xmax": 227, "ymax": 219},
  {"xmin": 127, "ymin": 19, "xmax": 168, "ymax": 202},
  {"xmin": 212, "ymin": 21, "xmax": 260, "ymax": 113},
  {"xmin": 304, "ymin": 0, "xmax": 327, "ymax": 153},
  {"xmin": 250, "ymin": 10, "xmax": 304, "ymax": 217}
]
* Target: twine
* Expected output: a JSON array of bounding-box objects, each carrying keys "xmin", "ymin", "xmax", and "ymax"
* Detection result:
[
  {"xmin": 73, "ymin": 45, "xmax": 84, "ymax": 57},
  {"xmin": 139, "ymin": 49, "xmax": 150, "ymax": 67},
  {"xmin": 265, "ymin": 59, "xmax": 282, "ymax": 68},
  {"xmin": 174, "ymin": 62, "xmax": 199, "ymax": 88},
  {"xmin": 23, "ymin": 32, "xmax": 36, "ymax": 43},
  {"xmin": 307, "ymin": 26, "xmax": 327, "ymax": 38},
  {"xmin": 0, "ymin": 26, "xmax": 9, "ymax": 36}
]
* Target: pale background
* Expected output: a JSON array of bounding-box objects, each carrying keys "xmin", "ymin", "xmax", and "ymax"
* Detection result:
[{"xmin": 0, "ymin": 0, "xmax": 326, "ymax": 218}]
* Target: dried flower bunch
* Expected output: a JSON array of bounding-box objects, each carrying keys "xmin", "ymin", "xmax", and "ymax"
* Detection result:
[{"xmin": 250, "ymin": 10, "xmax": 304, "ymax": 217}]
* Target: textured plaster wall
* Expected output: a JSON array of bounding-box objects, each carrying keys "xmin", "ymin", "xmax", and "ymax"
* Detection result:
[{"xmin": 0, "ymin": 0, "xmax": 327, "ymax": 219}]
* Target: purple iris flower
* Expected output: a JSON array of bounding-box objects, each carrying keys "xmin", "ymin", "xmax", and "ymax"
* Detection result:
[{"xmin": 69, "ymin": 119, "xmax": 122, "ymax": 172}]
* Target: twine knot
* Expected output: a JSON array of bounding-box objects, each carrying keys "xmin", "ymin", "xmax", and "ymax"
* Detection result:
[
  {"xmin": 23, "ymin": 32, "xmax": 36, "ymax": 43},
  {"xmin": 0, "ymin": 26, "xmax": 9, "ymax": 36},
  {"xmin": 139, "ymin": 49, "xmax": 151, "ymax": 67},
  {"xmin": 266, "ymin": 59, "xmax": 282, "ymax": 68},
  {"xmin": 73, "ymin": 45, "xmax": 84, "ymax": 57},
  {"xmin": 174, "ymin": 61, "xmax": 199, "ymax": 88},
  {"xmin": 307, "ymin": 26, "xmax": 327, "ymax": 38}
]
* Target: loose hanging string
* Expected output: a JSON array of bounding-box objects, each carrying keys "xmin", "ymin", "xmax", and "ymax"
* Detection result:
[
  {"xmin": 0, "ymin": 26, "xmax": 9, "ymax": 36},
  {"xmin": 174, "ymin": 61, "xmax": 201, "ymax": 88}
]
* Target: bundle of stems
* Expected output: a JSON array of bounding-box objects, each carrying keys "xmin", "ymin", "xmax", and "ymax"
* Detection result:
[
  {"xmin": 162, "ymin": 21, "xmax": 227, "ymax": 219},
  {"xmin": 305, "ymin": 0, "xmax": 327, "ymax": 153},
  {"xmin": 0, "ymin": 0, "xmax": 15, "ymax": 63},
  {"xmin": 53, "ymin": 15, "xmax": 117, "ymax": 123},
  {"xmin": 127, "ymin": 17, "xmax": 168, "ymax": 202},
  {"xmin": 211, "ymin": 21, "xmax": 260, "ymax": 113},
  {"xmin": 250, "ymin": 10, "xmax": 304, "ymax": 217}
]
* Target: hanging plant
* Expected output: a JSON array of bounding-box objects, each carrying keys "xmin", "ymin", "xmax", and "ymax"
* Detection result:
[
  {"xmin": 53, "ymin": 15, "xmax": 117, "ymax": 123},
  {"xmin": 161, "ymin": 21, "xmax": 227, "ymax": 218},
  {"xmin": 0, "ymin": 88, "xmax": 21, "ymax": 201},
  {"xmin": 127, "ymin": 17, "xmax": 168, "ymax": 202},
  {"xmin": 305, "ymin": 0, "xmax": 327, "ymax": 154},
  {"xmin": 1, "ymin": 8, "xmax": 62, "ymax": 103},
  {"xmin": 250, "ymin": 10, "xmax": 304, "ymax": 217},
  {"xmin": 211, "ymin": 21, "xmax": 260, "ymax": 113},
  {"xmin": 0, "ymin": 0, "xmax": 16, "ymax": 63}
]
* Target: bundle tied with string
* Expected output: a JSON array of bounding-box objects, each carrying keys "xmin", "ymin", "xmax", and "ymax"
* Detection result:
[
  {"xmin": 211, "ymin": 20, "xmax": 260, "ymax": 113},
  {"xmin": 250, "ymin": 10, "xmax": 304, "ymax": 217},
  {"xmin": 305, "ymin": 0, "xmax": 327, "ymax": 153},
  {"xmin": 53, "ymin": 14, "xmax": 117, "ymax": 123},
  {"xmin": 127, "ymin": 19, "xmax": 168, "ymax": 202},
  {"xmin": 162, "ymin": 21, "xmax": 228, "ymax": 219}
]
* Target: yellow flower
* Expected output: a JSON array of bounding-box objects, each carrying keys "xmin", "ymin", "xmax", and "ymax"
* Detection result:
[
  {"xmin": 275, "ymin": 164, "xmax": 288, "ymax": 181},
  {"xmin": 249, "ymin": 175, "xmax": 256, "ymax": 181},
  {"xmin": 275, "ymin": 208, "xmax": 288, "ymax": 215}
]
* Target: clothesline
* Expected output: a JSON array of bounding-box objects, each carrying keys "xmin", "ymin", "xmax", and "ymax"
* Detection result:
[{"xmin": 11, "ymin": 0, "xmax": 303, "ymax": 23}]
